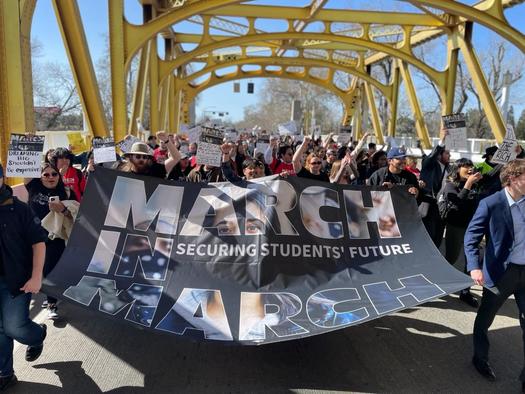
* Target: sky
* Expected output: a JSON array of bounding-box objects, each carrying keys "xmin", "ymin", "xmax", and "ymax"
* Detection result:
[{"xmin": 31, "ymin": 0, "xmax": 525, "ymax": 123}]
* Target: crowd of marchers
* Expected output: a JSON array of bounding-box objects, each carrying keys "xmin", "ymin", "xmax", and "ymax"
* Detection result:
[{"xmin": 2, "ymin": 125, "xmax": 525, "ymax": 392}]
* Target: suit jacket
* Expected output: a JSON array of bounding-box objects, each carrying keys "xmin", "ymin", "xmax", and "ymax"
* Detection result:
[
  {"xmin": 420, "ymin": 144, "xmax": 447, "ymax": 197},
  {"xmin": 464, "ymin": 189, "xmax": 514, "ymax": 288}
]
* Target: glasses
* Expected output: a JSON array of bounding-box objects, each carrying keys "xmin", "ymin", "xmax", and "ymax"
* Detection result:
[
  {"xmin": 42, "ymin": 172, "xmax": 59, "ymax": 178},
  {"xmin": 132, "ymin": 154, "xmax": 150, "ymax": 160},
  {"xmin": 310, "ymin": 161, "xmax": 322, "ymax": 165}
]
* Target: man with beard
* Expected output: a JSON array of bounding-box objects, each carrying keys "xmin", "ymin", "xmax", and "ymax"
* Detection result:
[{"xmin": 119, "ymin": 132, "xmax": 181, "ymax": 178}]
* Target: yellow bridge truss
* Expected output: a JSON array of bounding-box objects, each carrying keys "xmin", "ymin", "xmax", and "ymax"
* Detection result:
[{"xmin": 1, "ymin": 0, "xmax": 524, "ymax": 168}]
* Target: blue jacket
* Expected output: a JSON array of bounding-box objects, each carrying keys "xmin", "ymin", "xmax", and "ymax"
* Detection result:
[
  {"xmin": 464, "ymin": 189, "xmax": 513, "ymax": 288},
  {"xmin": 0, "ymin": 193, "xmax": 48, "ymax": 296}
]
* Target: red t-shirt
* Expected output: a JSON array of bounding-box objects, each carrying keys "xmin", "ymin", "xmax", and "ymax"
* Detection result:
[
  {"xmin": 61, "ymin": 166, "xmax": 84, "ymax": 202},
  {"xmin": 270, "ymin": 158, "xmax": 295, "ymax": 176},
  {"xmin": 153, "ymin": 148, "xmax": 169, "ymax": 164}
]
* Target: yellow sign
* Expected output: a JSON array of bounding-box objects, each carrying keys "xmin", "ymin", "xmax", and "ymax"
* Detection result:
[{"xmin": 67, "ymin": 132, "xmax": 88, "ymax": 154}]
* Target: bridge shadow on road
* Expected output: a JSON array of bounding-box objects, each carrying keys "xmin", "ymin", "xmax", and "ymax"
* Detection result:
[{"xmin": 11, "ymin": 296, "xmax": 525, "ymax": 394}]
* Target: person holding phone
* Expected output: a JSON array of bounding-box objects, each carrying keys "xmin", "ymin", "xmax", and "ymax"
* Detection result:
[{"xmin": 24, "ymin": 164, "xmax": 77, "ymax": 320}]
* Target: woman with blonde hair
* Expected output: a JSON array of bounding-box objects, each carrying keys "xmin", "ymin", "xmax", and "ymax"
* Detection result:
[{"xmin": 330, "ymin": 156, "xmax": 359, "ymax": 184}]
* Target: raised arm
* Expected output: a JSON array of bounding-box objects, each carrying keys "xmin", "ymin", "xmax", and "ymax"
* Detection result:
[{"xmin": 292, "ymin": 136, "xmax": 310, "ymax": 173}]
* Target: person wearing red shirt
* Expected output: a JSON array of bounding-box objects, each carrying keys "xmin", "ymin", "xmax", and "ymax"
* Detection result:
[{"xmin": 50, "ymin": 148, "xmax": 85, "ymax": 202}]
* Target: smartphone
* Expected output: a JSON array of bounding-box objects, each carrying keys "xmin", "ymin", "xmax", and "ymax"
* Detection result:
[{"xmin": 49, "ymin": 196, "xmax": 59, "ymax": 202}]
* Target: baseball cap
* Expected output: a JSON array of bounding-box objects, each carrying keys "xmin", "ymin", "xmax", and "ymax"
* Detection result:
[
  {"xmin": 482, "ymin": 146, "xmax": 498, "ymax": 159},
  {"xmin": 387, "ymin": 147, "xmax": 407, "ymax": 160}
]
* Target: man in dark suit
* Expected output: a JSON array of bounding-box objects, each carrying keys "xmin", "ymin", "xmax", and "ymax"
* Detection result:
[
  {"xmin": 420, "ymin": 127, "xmax": 450, "ymax": 246},
  {"xmin": 464, "ymin": 159, "xmax": 525, "ymax": 390}
]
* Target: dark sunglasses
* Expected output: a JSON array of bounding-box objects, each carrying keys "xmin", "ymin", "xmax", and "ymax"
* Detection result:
[
  {"xmin": 42, "ymin": 172, "xmax": 59, "ymax": 178},
  {"xmin": 132, "ymin": 154, "xmax": 150, "ymax": 160},
  {"xmin": 310, "ymin": 161, "xmax": 322, "ymax": 165}
]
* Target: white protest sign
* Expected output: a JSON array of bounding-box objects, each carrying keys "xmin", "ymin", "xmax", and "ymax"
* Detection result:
[
  {"xmin": 312, "ymin": 125, "xmax": 321, "ymax": 139},
  {"xmin": 443, "ymin": 113, "xmax": 468, "ymax": 151},
  {"xmin": 492, "ymin": 125, "xmax": 519, "ymax": 164},
  {"xmin": 117, "ymin": 135, "xmax": 140, "ymax": 154},
  {"xmin": 335, "ymin": 134, "xmax": 352, "ymax": 145},
  {"xmin": 197, "ymin": 127, "xmax": 224, "ymax": 167},
  {"xmin": 6, "ymin": 134, "xmax": 46, "ymax": 178},
  {"xmin": 278, "ymin": 121, "xmax": 298, "ymax": 135},
  {"xmin": 188, "ymin": 126, "xmax": 202, "ymax": 144},
  {"xmin": 93, "ymin": 137, "xmax": 117, "ymax": 164}
]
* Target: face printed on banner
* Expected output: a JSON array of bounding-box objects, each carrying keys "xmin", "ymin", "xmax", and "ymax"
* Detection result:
[
  {"xmin": 299, "ymin": 187, "xmax": 343, "ymax": 239},
  {"xmin": 344, "ymin": 190, "xmax": 400, "ymax": 239}
]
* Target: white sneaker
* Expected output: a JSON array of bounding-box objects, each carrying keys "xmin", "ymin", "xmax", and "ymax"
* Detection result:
[{"xmin": 47, "ymin": 305, "xmax": 59, "ymax": 320}]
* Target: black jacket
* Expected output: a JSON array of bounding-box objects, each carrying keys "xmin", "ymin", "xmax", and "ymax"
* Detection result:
[
  {"xmin": 0, "ymin": 193, "xmax": 48, "ymax": 296},
  {"xmin": 420, "ymin": 144, "xmax": 448, "ymax": 197},
  {"xmin": 442, "ymin": 181, "xmax": 479, "ymax": 228}
]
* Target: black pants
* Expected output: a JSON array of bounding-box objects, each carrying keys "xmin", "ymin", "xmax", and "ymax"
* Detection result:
[
  {"xmin": 422, "ymin": 199, "xmax": 445, "ymax": 248},
  {"xmin": 44, "ymin": 238, "xmax": 65, "ymax": 305},
  {"xmin": 473, "ymin": 264, "xmax": 525, "ymax": 380}
]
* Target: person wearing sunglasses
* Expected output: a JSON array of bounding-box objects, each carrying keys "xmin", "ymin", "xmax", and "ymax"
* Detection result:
[
  {"xmin": 0, "ymin": 163, "xmax": 48, "ymax": 391},
  {"xmin": 119, "ymin": 132, "xmax": 181, "ymax": 179},
  {"xmin": 292, "ymin": 137, "xmax": 329, "ymax": 182},
  {"xmin": 24, "ymin": 163, "xmax": 78, "ymax": 320}
]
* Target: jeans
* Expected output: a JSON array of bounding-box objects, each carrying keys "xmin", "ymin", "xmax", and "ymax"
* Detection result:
[
  {"xmin": 0, "ymin": 277, "xmax": 45, "ymax": 377},
  {"xmin": 473, "ymin": 264, "xmax": 525, "ymax": 380}
]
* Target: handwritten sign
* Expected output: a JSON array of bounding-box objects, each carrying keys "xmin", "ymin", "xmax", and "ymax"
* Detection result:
[
  {"xmin": 6, "ymin": 134, "xmax": 45, "ymax": 177},
  {"xmin": 116, "ymin": 135, "xmax": 140, "ymax": 154},
  {"xmin": 492, "ymin": 125, "xmax": 519, "ymax": 165},
  {"xmin": 93, "ymin": 137, "xmax": 116, "ymax": 164},
  {"xmin": 443, "ymin": 113, "xmax": 468, "ymax": 151},
  {"xmin": 196, "ymin": 127, "xmax": 224, "ymax": 167}
]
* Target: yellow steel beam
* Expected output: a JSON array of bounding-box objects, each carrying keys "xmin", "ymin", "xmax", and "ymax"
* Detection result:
[
  {"xmin": 190, "ymin": 71, "xmax": 351, "ymax": 104},
  {"xmin": 388, "ymin": 64, "xmax": 400, "ymax": 138},
  {"xmin": 181, "ymin": 56, "xmax": 390, "ymax": 98},
  {"xmin": 398, "ymin": 60, "xmax": 432, "ymax": 148},
  {"xmin": 200, "ymin": 5, "xmax": 444, "ymax": 26},
  {"xmin": 458, "ymin": 22, "xmax": 506, "ymax": 143},
  {"xmin": 128, "ymin": 44, "xmax": 150, "ymax": 135},
  {"xmin": 367, "ymin": 0, "xmax": 525, "ymax": 65},
  {"xmin": 444, "ymin": 27, "xmax": 459, "ymax": 115},
  {"xmin": 364, "ymin": 82, "xmax": 384, "ymax": 145},
  {"xmin": 0, "ymin": 0, "xmax": 36, "ymax": 175},
  {"xmin": 53, "ymin": 0, "xmax": 109, "ymax": 137},
  {"xmin": 160, "ymin": 32, "xmax": 446, "ymax": 91},
  {"xmin": 149, "ymin": 37, "xmax": 160, "ymax": 133},
  {"xmin": 19, "ymin": 0, "xmax": 36, "ymax": 134},
  {"xmin": 109, "ymin": 0, "xmax": 127, "ymax": 140}
]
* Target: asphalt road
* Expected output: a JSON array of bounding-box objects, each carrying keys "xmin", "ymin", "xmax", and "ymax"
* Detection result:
[{"xmin": 8, "ymin": 286, "xmax": 525, "ymax": 394}]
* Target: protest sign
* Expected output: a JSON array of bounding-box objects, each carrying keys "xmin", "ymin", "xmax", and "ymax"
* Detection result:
[
  {"xmin": 45, "ymin": 168, "xmax": 472, "ymax": 345},
  {"xmin": 93, "ymin": 137, "xmax": 116, "ymax": 164},
  {"xmin": 188, "ymin": 126, "xmax": 202, "ymax": 144},
  {"xmin": 492, "ymin": 125, "xmax": 519, "ymax": 164},
  {"xmin": 117, "ymin": 135, "xmax": 140, "ymax": 154},
  {"xmin": 278, "ymin": 121, "xmax": 298, "ymax": 135},
  {"xmin": 6, "ymin": 134, "xmax": 45, "ymax": 178},
  {"xmin": 257, "ymin": 132, "xmax": 270, "ymax": 153},
  {"xmin": 67, "ymin": 132, "xmax": 88, "ymax": 154},
  {"xmin": 443, "ymin": 113, "xmax": 468, "ymax": 151},
  {"xmin": 196, "ymin": 127, "xmax": 224, "ymax": 167}
]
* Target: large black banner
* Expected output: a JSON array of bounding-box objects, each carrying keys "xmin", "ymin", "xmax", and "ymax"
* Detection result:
[{"xmin": 45, "ymin": 168, "xmax": 472, "ymax": 345}]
